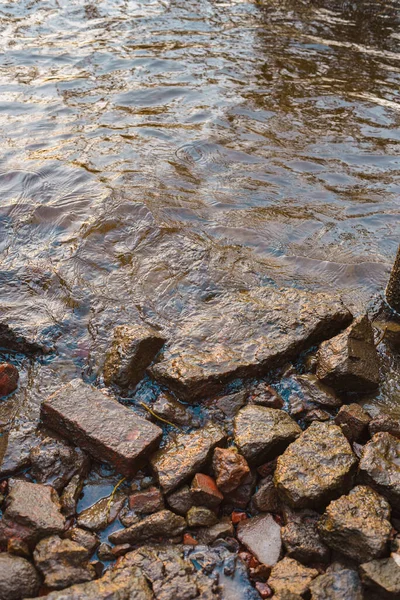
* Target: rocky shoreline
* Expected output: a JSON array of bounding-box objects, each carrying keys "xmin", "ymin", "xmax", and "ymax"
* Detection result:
[{"xmin": 0, "ymin": 285, "xmax": 399, "ymax": 599}]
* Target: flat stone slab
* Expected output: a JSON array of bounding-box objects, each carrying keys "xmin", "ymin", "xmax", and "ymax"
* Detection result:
[
  {"xmin": 41, "ymin": 379, "xmax": 162, "ymax": 476},
  {"xmin": 150, "ymin": 287, "xmax": 352, "ymax": 399}
]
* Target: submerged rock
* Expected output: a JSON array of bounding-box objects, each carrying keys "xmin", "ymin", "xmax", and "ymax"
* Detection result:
[
  {"xmin": 237, "ymin": 513, "xmax": 281, "ymax": 566},
  {"xmin": 0, "ymin": 363, "xmax": 19, "ymax": 397},
  {"xmin": 234, "ymin": 406, "xmax": 301, "ymax": 465},
  {"xmin": 77, "ymin": 491, "xmax": 125, "ymax": 532},
  {"xmin": 274, "ymin": 422, "xmax": 357, "ymax": 508},
  {"xmin": 150, "ymin": 423, "xmax": 226, "ymax": 493},
  {"xmin": 41, "ymin": 379, "xmax": 162, "ymax": 476},
  {"xmin": 318, "ymin": 485, "xmax": 391, "ymax": 563},
  {"xmin": 212, "ymin": 447, "xmax": 250, "ymax": 493},
  {"xmin": 282, "ymin": 509, "xmax": 330, "ymax": 565},
  {"xmin": 150, "ymin": 287, "xmax": 352, "ymax": 399},
  {"xmin": 268, "ymin": 556, "xmax": 318, "ymax": 597},
  {"xmin": 316, "ymin": 315, "xmax": 379, "ymax": 393},
  {"xmin": 109, "ymin": 509, "xmax": 186, "ymax": 545},
  {"xmin": 310, "ymin": 568, "xmax": 363, "ymax": 600},
  {"xmin": 0, "ymin": 553, "xmax": 40, "ymax": 600},
  {"xmin": 103, "ymin": 323, "xmax": 165, "ymax": 389},
  {"xmin": 358, "ymin": 432, "xmax": 400, "ymax": 510},
  {"xmin": 360, "ymin": 556, "xmax": 400, "ymax": 599}
]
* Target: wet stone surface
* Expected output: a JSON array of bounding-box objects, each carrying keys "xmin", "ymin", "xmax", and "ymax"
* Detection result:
[
  {"xmin": 282, "ymin": 509, "xmax": 330, "ymax": 565},
  {"xmin": 360, "ymin": 556, "xmax": 400, "ymax": 599},
  {"xmin": 213, "ymin": 447, "xmax": 250, "ymax": 493},
  {"xmin": 359, "ymin": 432, "xmax": 400, "ymax": 510},
  {"xmin": 109, "ymin": 509, "xmax": 186, "ymax": 545},
  {"xmin": 310, "ymin": 568, "xmax": 363, "ymax": 600},
  {"xmin": 269, "ymin": 556, "xmax": 319, "ymax": 597},
  {"xmin": 237, "ymin": 513, "xmax": 282, "ymax": 566},
  {"xmin": 0, "ymin": 363, "xmax": 19, "ymax": 397},
  {"xmin": 0, "ymin": 553, "xmax": 40, "ymax": 600}
]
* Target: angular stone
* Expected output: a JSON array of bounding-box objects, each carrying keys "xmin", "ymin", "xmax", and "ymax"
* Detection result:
[
  {"xmin": 151, "ymin": 423, "xmax": 226, "ymax": 493},
  {"xmin": 252, "ymin": 475, "xmax": 280, "ymax": 513},
  {"xmin": 269, "ymin": 557, "xmax": 319, "ymax": 597},
  {"xmin": 64, "ymin": 528, "xmax": 99, "ymax": 558},
  {"xmin": 225, "ymin": 470, "xmax": 257, "ymax": 510},
  {"xmin": 234, "ymin": 406, "xmax": 301, "ymax": 465},
  {"xmin": 128, "ymin": 486, "xmax": 164, "ymax": 514},
  {"xmin": 291, "ymin": 374, "xmax": 342, "ymax": 409},
  {"xmin": 97, "ymin": 542, "xmax": 114, "ymax": 561},
  {"xmin": 360, "ymin": 556, "xmax": 400, "ymax": 599},
  {"xmin": 359, "ymin": 432, "xmax": 400, "ymax": 510},
  {"xmin": 191, "ymin": 473, "xmax": 223, "ymax": 508},
  {"xmin": 0, "ymin": 321, "xmax": 44, "ymax": 356},
  {"xmin": 166, "ymin": 485, "xmax": 193, "ymax": 516},
  {"xmin": 334, "ymin": 403, "xmax": 370, "ymax": 442},
  {"xmin": 310, "ymin": 569, "xmax": 363, "ymax": 600},
  {"xmin": 109, "ymin": 509, "xmax": 186, "ymax": 545},
  {"xmin": 212, "ymin": 447, "xmax": 250, "ymax": 493},
  {"xmin": 76, "ymin": 491, "xmax": 125, "ymax": 532},
  {"xmin": 60, "ymin": 474, "xmax": 85, "ymax": 517},
  {"xmin": 248, "ymin": 383, "xmax": 284, "ymax": 408},
  {"xmin": 33, "ymin": 535, "xmax": 96, "ymax": 589},
  {"xmin": 151, "ymin": 392, "xmax": 195, "ymax": 427},
  {"xmin": 274, "ymin": 422, "xmax": 357, "ymax": 508},
  {"xmin": 103, "ymin": 324, "xmax": 165, "ymax": 389},
  {"xmin": 0, "ymin": 363, "xmax": 19, "ymax": 397},
  {"xmin": 187, "ymin": 506, "xmax": 218, "ymax": 527},
  {"xmin": 150, "ymin": 287, "xmax": 352, "ymax": 399},
  {"xmin": 41, "ymin": 379, "xmax": 162, "ymax": 476},
  {"xmin": 369, "ymin": 414, "xmax": 400, "ymax": 439},
  {"xmin": 237, "ymin": 513, "xmax": 281, "ymax": 566},
  {"xmin": 213, "ymin": 391, "xmax": 247, "ymax": 418},
  {"xmin": 0, "ymin": 554, "xmax": 40, "ymax": 600},
  {"xmin": 0, "ymin": 422, "xmax": 39, "ymax": 478},
  {"xmin": 282, "ymin": 509, "xmax": 330, "ymax": 564},
  {"xmin": 318, "ymin": 485, "xmax": 391, "ymax": 562},
  {"xmin": 195, "ymin": 518, "xmax": 234, "ymax": 544},
  {"xmin": 316, "ymin": 315, "xmax": 380, "ymax": 393}
]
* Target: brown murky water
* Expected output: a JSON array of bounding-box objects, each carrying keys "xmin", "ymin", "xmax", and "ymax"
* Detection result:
[{"xmin": 1, "ymin": 0, "xmax": 400, "ymax": 413}]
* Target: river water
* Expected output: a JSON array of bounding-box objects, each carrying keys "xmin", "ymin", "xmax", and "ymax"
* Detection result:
[{"xmin": 1, "ymin": 0, "xmax": 400, "ymax": 413}]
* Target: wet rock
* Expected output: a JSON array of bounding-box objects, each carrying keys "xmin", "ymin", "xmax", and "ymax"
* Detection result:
[
  {"xmin": 76, "ymin": 491, "xmax": 125, "ymax": 532},
  {"xmin": 151, "ymin": 392, "xmax": 195, "ymax": 427},
  {"xmin": 291, "ymin": 374, "xmax": 342, "ymax": 409},
  {"xmin": 226, "ymin": 470, "xmax": 257, "ymax": 510},
  {"xmin": 213, "ymin": 390, "xmax": 248, "ymax": 418},
  {"xmin": 360, "ymin": 556, "xmax": 400, "ymax": 599},
  {"xmin": 103, "ymin": 323, "xmax": 165, "ymax": 389},
  {"xmin": 274, "ymin": 422, "xmax": 357, "ymax": 508},
  {"xmin": 187, "ymin": 506, "xmax": 218, "ymax": 527},
  {"xmin": 316, "ymin": 315, "xmax": 380, "ymax": 393},
  {"xmin": 303, "ymin": 408, "xmax": 332, "ymax": 424},
  {"xmin": 251, "ymin": 475, "xmax": 280, "ymax": 513},
  {"xmin": 30, "ymin": 436, "xmax": 90, "ymax": 492},
  {"xmin": 359, "ymin": 432, "xmax": 400, "ymax": 510},
  {"xmin": 369, "ymin": 414, "xmax": 400, "ymax": 439},
  {"xmin": 64, "ymin": 528, "xmax": 99, "ymax": 558},
  {"xmin": 109, "ymin": 509, "xmax": 186, "ymax": 545},
  {"xmin": 42, "ymin": 379, "xmax": 162, "ymax": 476},
  {"xmin": 318, "ymin": 485, "xmax": 391, "ymax": 562},
  {"xmin": 282, "ymin": 509, "xmax": 330, "ymax": 564},
  {"xmin": 0, "ymin": 479, "xmax": 65, "ymax": 545},
  {"xmin": 248, "ymin": 383, "xmax": 284, "ymax": 408},
  {"xmin": 191, "ymin": 473, "xmax": 223, "ymax": 508},
  {"xmin": 166, "ymin": 485, "xmax": 193, "ymax": 515},
  {"xmin": 119, "ymin": 506, "xmax": 140, "ymax": 528},
  {"xmin": 0, "ymin": 363, "xmax": 19, "ymax": 397},
  {"xmin": 212, "ymin": 447, "xmax": 250, "ymax": 493},
  {"xmin": 237, "ymin": 513, "xmax": 281, "ymax": 566},
  {"xmin": 150, "ymin": 422, "xmax": 226, "ymax": 493},
  {"xmin": 234, "ymin": 406, "xmax": 301, "ymax": 465},
  {"xmin": 0, "ymin": 321, "xmax": 45, "ymax": 356},
  {"xmin": 150, "ymin": 287, "xmax": 352, "ymax": 399},
  {"xmin": 112, "ymin": 543, "xmax": 132, "ymax": 558},
  {"xmin": 60, "ymin": 474, "xmax": 85, "ymax": 517},
  {"xmin": 334, "ymin": 403, "xmax": 370, "ymax": 442},
  {"xmin": 0, "ymin": 553, "xmax": 40, "ymax": 600},
  {"xmin": 128, "ymin": 486, "xmax": 164, "ymax": 514},
  {"xmin": 268, "ymin": 557, "xmax": 319, "ymax": 597},
  {"xmin": 310, "ymin": 568, "xmax": 363, "ymax": 600},
  {"xmin": 0, "ymin": 423, "xmax": 39, "ymax": 478},
  {"xmin": 97, "ymin": 542, "xmax": 114, "ymax": 561},
  {"xmin": 194, "ymin": 518, "xmax": 234, "ymax": 544},
  {"xmin": 33, "ymin": 535, "xmax": 96, "ymax": 589},
  {"xmin": 7, "ymin": 537, "xmax": 30, "ymax": 558}
]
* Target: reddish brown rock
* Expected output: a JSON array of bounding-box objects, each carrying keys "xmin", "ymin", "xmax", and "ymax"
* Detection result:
[
  {"xmin": 166, "ymin": 485, "xmax": 193, "ymax": 516},
  {"xmin": 191, "ymin": 473, "xmax": 223, "ymax": 509},
  {"xmin": 248, "ymin": 383, "xmax": 284, "ymax": 409},
  {"xmin": 226, "ymin": 471, "xmax": 257, "ymax": 510},
  {"xmin": 369, "ymin": 414, "xmax": 400, "ymax": 439},
  {"xmin": 212, "ymin": 447, "xmax": 250, "ymax": 493},
  {"xmin": 128, "ymin": 486, "xmax": 164, "ymax": 514},
  {"xmin": 41, "ymin": 379, "xmax": 162, "ymax": 477},
  {"xmin": 0, "ymin": 363, "xmax": 19, "ymax": 397},
  {"xmin": 334, "ymin": 403, "xmax": 371, "ymax": 442},
  {"xmin": 109, "ymin": 510, "xmax": 186, "ymax": 545}
]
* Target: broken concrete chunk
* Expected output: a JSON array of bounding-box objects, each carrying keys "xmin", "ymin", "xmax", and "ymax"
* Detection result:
[
  {"xmin": 237, "ymin": 513, "xmax": 282, "ymax": 566},
  {"xmin": 151, "ymin": 423, "xmax": 226, "ymax": 493},
  {"xmin": 316, "ymin": 314, "xmax": 379, "ymax": 393},
  {"xmin": 150, "ymin": 287, "xmax": 352, "ymax": 399},
  {"xmin": 274, "ymin": 422, "xmax": 357, "ymax": 509},
  {"xmin": 310, "ymin": 569, "xmax": 363, "ymax": 600},
  {"xmin": 0, "ymin": 553, "xmax": 41, "ymax": 600},
  {"xmin": 103, "ymin": 324, "xmax": 165, "ymax": 389},
  {"xmin": 109, "ymin": 509, "xmax": 186, "ymax": 545},
  {"xmin": 360, "ymin": 556, "xmax": 400, "ymax": 599},
  {"xmin": 41, "ymin": 379, "xmax": 162, "ymax": 476},
  {"xmin": 359, "ymin": 432, "xmax": 400, "ymax": 510}
]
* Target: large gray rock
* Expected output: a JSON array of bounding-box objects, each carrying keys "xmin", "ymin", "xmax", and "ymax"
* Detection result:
[
  {"xmin": 316, "ymin": 315, "xmax": 380, "ymax": 393},
  {"xmin": 150, "ymin": 423, "xmax": 226, "ymax": 493},
  {"xmin": 41, "ymin": 379, "xmax": 162, "ymax": 476},
  {"xmin": 274, "ymin": 422, "xmax": 357, "ymax": 508},
  {"xmin": 360, "ymin": 556, "xmax": 400, "ymax": 599},
  {"xmin": 359, "ymin": 432, "xmax": 400, "ymax": 510},
  {"xmin": 234, "ymin": 406, "xmax": 301, "ymax": 465},
  {"xmin": 310, "ymin": 569, "xmax": 363, "ymax": 600},
  {"xmin": 150, "ymin": 287, "xmax": 352, "ymax": 399},
  {"xmin": 109, "ymin": 510, "xmax": 186, "ymax": 545},
  {"xmin": 318, "ymin": 486, "xmax": 392, "ymax": 563},
  {"xmin": 0, "ymin": 554, "xmax": 40, "ymax": 600},
  {"xmin": 237, "ymin": 513, "xmax": 282, "ymax": 566}
]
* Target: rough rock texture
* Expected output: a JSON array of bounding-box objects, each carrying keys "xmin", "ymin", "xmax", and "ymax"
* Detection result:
[
  {"xmin": 310, "ymin": 568, "xmax": 363, "ymax": 600},
  {"xmin": 248, "ymin": 383, "xmax": 284, "ymax": 408},
  {"xmin": 77, "ymin": 491, "xmax": 125, "ymax": 532},
  {"xmin": 237, "ymin": 513, "xmax": 282, "ymax": 566},
  {"xmin": 129, "ymin": 487, "xmax": 164, "ymax": 514},
  {"xmin": 282, "ymin": 509, "xmax": 330, "ymax": 564},
  {"xmin": 191, "ymin": 473, "xmax": 223, "ymax": 508},
  {"xmin": 369, "ymin": 414, "xmax": 400, "ymax": 439},
  {"xmin": 60, "ymin": 474, "xmax": 85, "ymax": 517},
  {"xmin": 103, "ymin": 324, "xmax": 165, "ymax": 389},
  {"xmin": 226, "ymin": 470, "xmax": 257, "ymax": 510},
  {"xmin": 151, "ymin": 423, "xmax": 226, "ymax": 493},
  {"xmin": 109, "ymin": 510, "xmax": 186, "ymax": 545},
  {"xmin": 359, "ymin": 432, "xmax": 400, "ymax": 510},
  {"xmin": 274, "ymin": 422, "xmax": 357, "ymax": 508},
  {"xmin": 64, "ymin": 528, "xmax": 99, "ymax": 558},
  {"xmin": 334, "ymin": 403, "xmax": 371, "ymax": 442},
  {"xmin": 316, "ymin": 315, "xmax": 380, "ymax": 393},
  {"xmin": 290, "ymin": 375, "xmax": 342, "ymax": 409},
  {"xmin": 318, "ymin": 485, "xmax": 391, "ymax": 562},
  {"xmin": 0, "ymin": 363, "xmax": 19, "ymax": 397},
  {"xmin": 0, "ymin": 321, "xmax": 44, "ymax": 355},
  {"xmin": 0, "ymin": 423, "xmax": 38, "ymax": 478},
  {"xmin": 41, "ymin": 379, "xmax": 162, "ymax": 476},
  {"xmin": 212, "ymin": 447, "xmax": 250, "ymax": 493},
  {"xmin": 30, "ymin": 437, "xmax": 90, "ymax": 492},
  {"xmin": 166, "ymin": 485, "xmax": 193, "ymax": 516},
  {"xmin": 150, "ymin": 287, "xmax": 352, "ymax": 399},
  {"xmin": 234, "ymin": 406, "xmax": 301, "ymax": 465},
  {"xmin": 33, "ymin": 535, "xmax": 96, "ymax": 589},
  {"xmin": 0, "ymin": 553, "xmax": 40, "ymax": 600},
  {"xmin": 151, "ymin": 392, "xmax": 195, "ymax": 427},
  {"xmin": 252, "ymin": 475, "xmax": 280, "ymax": 513},
  {"xmin": 269, "ymin": 557, "xmax": 319, "ymax": 597},
  {"xmin": 0, "ymin": 479, "xmax": 65, "ymax": 545},
  {"xmin": 360, "ymin": 556, "xmax": 400, "ymax": 599},
  {"xmin": 187, "ymin": 506, "xmax": 218, "ymax": 527},
  {"xmin": 194, "ymin": 519, "xmax": 234, "ymax": 544}
]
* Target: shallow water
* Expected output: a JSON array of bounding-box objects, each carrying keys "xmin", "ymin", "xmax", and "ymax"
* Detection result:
[{"xmin": 1, "ymin": 0, "xmax": 400, "ymax": 408}]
